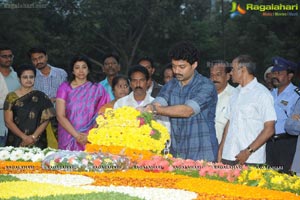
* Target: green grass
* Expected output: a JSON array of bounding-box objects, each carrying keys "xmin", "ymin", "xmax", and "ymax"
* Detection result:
[{"xmin": 7, "ymin": 192, "xmax": 144, "ymax": 200}]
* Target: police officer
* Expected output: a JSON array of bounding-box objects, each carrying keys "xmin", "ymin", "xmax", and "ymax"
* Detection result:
[{"xmin": 266, "ymin": 56, "xmax": 299, "ymax": 173}]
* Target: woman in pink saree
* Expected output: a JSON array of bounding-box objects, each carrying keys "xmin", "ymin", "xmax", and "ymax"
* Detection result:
[{"xmin": 56, "ymin": 55, "xmax": 110, "ymax": 151}]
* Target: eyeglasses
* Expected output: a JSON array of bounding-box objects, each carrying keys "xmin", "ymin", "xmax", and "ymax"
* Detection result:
[
  {"xmin": 0, "ymin": 54, "xmax": 14, "ymax": 59},
  {"xmin": 21, "ymin": 75, "xmax": 35, "ymax": 79}
]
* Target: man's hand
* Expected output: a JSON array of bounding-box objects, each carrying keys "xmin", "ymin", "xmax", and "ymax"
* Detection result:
[
  {"xmin": 235, "ymin": 149, "xmax": 251, "ymax": 165},
  {"xmin": 292, "ymin": 114, "xmax": 300, "ymax": 121}
]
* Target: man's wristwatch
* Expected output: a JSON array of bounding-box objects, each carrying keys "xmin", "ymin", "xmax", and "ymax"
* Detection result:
[
  {"xmin": 246, "ymin": 146, "xmax": 255, "ymax": 154},
  {"xmin": 151, "ymin": 104, "xmax": 157, "ymax": 115}
]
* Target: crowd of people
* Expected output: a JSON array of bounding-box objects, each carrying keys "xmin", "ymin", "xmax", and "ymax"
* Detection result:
[{"xmin": 0, "ymin": 42, "xmax": 299, "ymax": 176}]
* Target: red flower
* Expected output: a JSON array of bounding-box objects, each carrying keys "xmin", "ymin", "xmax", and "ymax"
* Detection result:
[{"xmin": 138, "ymin": 117, "xmax": 145, "ymax": 127}]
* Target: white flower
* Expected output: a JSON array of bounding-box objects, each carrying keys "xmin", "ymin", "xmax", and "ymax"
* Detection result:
[
  {"xmin": 1, "ymin": 146, "xmax": 14, "ymax": 152},
  {"xmin": 22, "ymin": 152, "xmax": 34, "ymax": 161},
  {"xmin": 31, "ymin": 152, "xmax": 44, "ymax": 162},
  {"xmin": 0, "ymin": 150, "xmax": 10, "ymax": 160},
  {"xmin": 10, "ymin": 174, "xmax": 94, "ymax": 186},
  {"xmin": 81, "ymin": 185, "xmax": 198, "ymax": 200},
  {"xmin": 10, "ymin": 149, "xmax": 24, "ymax": 161}
]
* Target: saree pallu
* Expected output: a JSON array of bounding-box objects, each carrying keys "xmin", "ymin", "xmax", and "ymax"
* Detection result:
[
  {"xmin": 57, "ymin": 82, "xmax": 110, "ymax": 151},
  {"xmin": 4, "ymin": 90, "xmax": 55, "ymax": 149}
]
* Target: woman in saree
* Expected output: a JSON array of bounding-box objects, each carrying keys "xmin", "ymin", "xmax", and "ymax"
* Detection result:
[
  {"xmin": 4, "ymin": 64, "xmax": 55, "ymax": 149},
  {"xmin": 56, "ymin": 55, "xmax": 110, "ymax": 151}
]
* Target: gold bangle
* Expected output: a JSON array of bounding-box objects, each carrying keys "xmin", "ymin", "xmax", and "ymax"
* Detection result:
[{"xmin": 31, "ymin": 135, "xmax": 38, "ymax": 141}]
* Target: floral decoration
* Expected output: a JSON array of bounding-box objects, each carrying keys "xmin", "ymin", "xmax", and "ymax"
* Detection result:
[
  {"xmin": 85, "ymin": 144, "xmax": 156, "ymax": 163},
  {"xmin": 0, "ymin": 146, "xmax": 57, "ymax": 162},
  {"xmin": 42, "ymin": 150, "xmax": 131, "ymax": 172},
  {"xmin": 88, "ymin": 106, "xmax": 170, "ymax": 154},
  {"xmin": 238, "ymin": 166, "xmax": 300, "ymax": 194}
]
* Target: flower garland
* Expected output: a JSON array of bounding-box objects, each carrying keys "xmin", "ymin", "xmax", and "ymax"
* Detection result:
[{"xmin": 88, "ymin": 106, "xmax": 170, "ymax": 154}]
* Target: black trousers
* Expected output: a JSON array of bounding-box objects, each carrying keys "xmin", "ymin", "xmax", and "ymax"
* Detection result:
[{"xmin": 266, "ymin": 137, "xmax": 297, "ymax": 173}]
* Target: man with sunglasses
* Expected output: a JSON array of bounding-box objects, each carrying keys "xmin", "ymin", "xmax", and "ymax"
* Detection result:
[{"xmin": 0, "ymin": 47, "xmax": 20, "ymax": 146}]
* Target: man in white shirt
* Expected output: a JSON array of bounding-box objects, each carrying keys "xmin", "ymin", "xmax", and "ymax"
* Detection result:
[
  {"xmin": 218, "ymin": 55, "xmax": 276, "ymax": 165},
  {"xmin": 114, "ymin": 65, "xmax": 170, "ymax": 132},
  {"xmin": 114, "ymin": 65, "xmax": 153, "ymax": 108},
  {"xmin": 0, "ymin": 73, "xmax": 8, "ymax": 109},
  {"xmin": 209, "ymin": 60, "xmax": 235, "ymax": 144},
  {"xmin": 0, "ymin": 47, "xmax": 20, "ymax": 146}
]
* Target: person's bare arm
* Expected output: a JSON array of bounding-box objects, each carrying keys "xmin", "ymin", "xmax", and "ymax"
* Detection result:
[
  {"xmin": 235, "ymin": 120, "xmax": 275, "ymax": 164},
  {"xmin": 4, "ymin": 109, "xmax": 35, "ymax": 146}
]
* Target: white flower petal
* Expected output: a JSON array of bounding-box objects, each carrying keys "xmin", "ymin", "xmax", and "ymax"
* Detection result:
[
  {"xmin": 10, "ymin": 174, "xmax": 94, "ymax": 186},
  {"xmin": 80, "ymin": 185, "xmax": 198, "ymax": 200}
]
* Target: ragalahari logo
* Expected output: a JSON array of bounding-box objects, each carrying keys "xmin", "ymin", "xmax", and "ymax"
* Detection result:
[{"xmin": 230, "ymin": 1, "xmax": 247, "ymax": 18}]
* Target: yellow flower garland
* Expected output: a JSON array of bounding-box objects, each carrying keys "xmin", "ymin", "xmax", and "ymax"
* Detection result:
[{"xmin": 88, "ymin": 107, "xmax": 170, "ymax": 154}]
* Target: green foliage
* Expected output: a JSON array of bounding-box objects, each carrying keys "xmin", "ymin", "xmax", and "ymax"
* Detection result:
[
  {"xmin": 0, "ymin": 0, "xmax": 299, "ymax": 83},
  {"xmin": 0, "ymin": 174, "xmax": 20, "ymax": 182},
  {"xmin": 173, "ymin": 169, "xmax": 200, "ymax": 178}
]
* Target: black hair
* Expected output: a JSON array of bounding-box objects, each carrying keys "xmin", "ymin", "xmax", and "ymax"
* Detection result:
[
  {"xmin": 68, "ymin": 54, "xmax": 95, "ymax": 83},
  {"xmin": 102, "ymin": 53, "xmax": 120, "ymax": 64},
  {"xmin": 27, "ymin": 47, "xmax": 47, "ymax": 58},
  {"xmin": 128, "ymin": 65, "xmax": 150, "ymax": 81},
  {"xmin": 111, "ymin": 75, "xmax": 129, "ymax": 91},
  {"xmin": 210, "ymin": 60, "xmax": 232, "ymax": 73},
  {"xmin": 168, "ymin": 41, "xmax": 200, "ymax": 65},
  {"xmin": 137, "ymin": 56, "xmax": 155, "ymax": 68},
  {"xmin": 0, "ymin": 47, "xmax": 12, "ymax": 52},
  {"xmin": 235, "ymin": 55, "xmax": 256, "ymax": 75},
  {"xmin": 16, "ymin": 64, "xmax": 36, "ymax": 78}
]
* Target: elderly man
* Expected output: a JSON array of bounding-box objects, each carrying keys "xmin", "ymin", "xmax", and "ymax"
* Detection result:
[
  {"xmin": 209, "ymin": 60, "xmax": 235, "ymax": 144},
  {"xmin": 218, "ymin": 55, "xmax": 276, "ymax": 165},
  {"xmin": 264, "ymin": 66, "xmax": 274, "ymax": 90},
  {"xmin": 266, "ymin": 57, "xmax": 299, "ymax": 173}
]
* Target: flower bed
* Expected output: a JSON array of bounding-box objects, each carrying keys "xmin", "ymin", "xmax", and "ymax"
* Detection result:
[{"xmin": 1, "ymin": 147, "xmax": 300, "ymax": 199}]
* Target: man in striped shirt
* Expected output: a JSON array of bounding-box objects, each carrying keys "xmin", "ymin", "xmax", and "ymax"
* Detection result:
[{"xmin": 27, "ymin": 47, "xmax": 67, "ymax": 104}]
